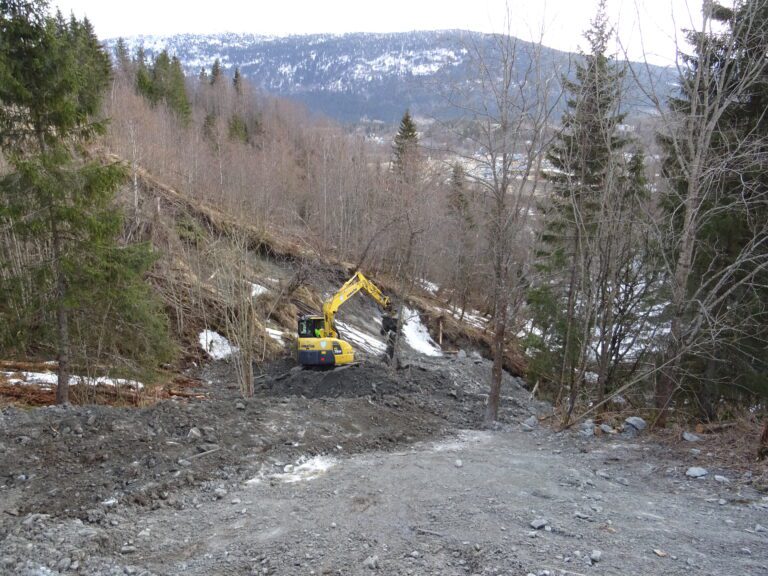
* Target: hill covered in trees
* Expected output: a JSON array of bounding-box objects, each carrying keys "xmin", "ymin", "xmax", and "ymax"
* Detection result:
[{"xmin": 105, "ymin": 30, "xmax": 676, "ymax": 123}]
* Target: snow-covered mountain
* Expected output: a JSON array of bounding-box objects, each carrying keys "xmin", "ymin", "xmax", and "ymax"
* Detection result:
[{"xmin": 106, "ymin": 31, "xmax": 672, "ymax": 124}]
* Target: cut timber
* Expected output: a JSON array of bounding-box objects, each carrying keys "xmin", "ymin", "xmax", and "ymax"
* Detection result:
[{"xmin": 695, "ymin": 422, "xmax": 738, "ymax": 434}]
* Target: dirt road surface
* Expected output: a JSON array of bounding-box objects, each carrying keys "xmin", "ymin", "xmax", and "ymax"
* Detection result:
[{"xmin": 1, "ymin": 355, "xmax": 766, "ymax": 575}]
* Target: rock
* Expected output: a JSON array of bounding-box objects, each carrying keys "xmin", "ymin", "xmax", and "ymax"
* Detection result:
[
  {"xmin": 409, "ymin": 551, "xmax": 420, "ymax": 558},
  {"xmin": 213, "ymin": 487, "xmax": 228, "ymax": 499},
  {"xmin": 457, "ymin": 350, "xmax": 467, "ymax": 359},
  {"xmin": 686, "ymin": 467, "xmax": 708, "ymax": 478},
  {"xmin": 580, "ymin": 427, "xmax": 595, "ymax": 438},
  {"xmin": 454, "ymin": 459, "xmax": 463, "ymax": 468},
  {"xmin": 137, "ymin": 529, "xmax": 151, "ymax": 538},
  {"xmin": 599, "ymin": 424, "xmax": 615, "ymax": 434},
  {"xmin": 755, "ymin": 524, "xmax": 766, "ymax": 533},
  {"xmin": 56, "ymin": 557, "xmax": 71, "ymax": 571},
  {"xmin": 682, "ymin": 431, "xmax": 701, "ymax": 442},
  {"xmin": 624, "ymin": 416, "xmax": 647, "ymax": 431},
  {"xmin": 188, "ymin": 427, "xmax": 202, "ymax": 439},
  {"xmin": 530, "ymin": 518, "xmax": 549, "ymax": 530},
  {"xmin": 523, "ymin": 415, "xmax": 538, "ymax": 429},
  {"xmin": 714, "ymin": 475, "xmax": 729, "ymax": 483},
  {"xmin": 120, "ymin": 545, "xmax": 137, "ymax": 554},
  {"xmin": 574, "ymin": 511, "xmax": 590, "ymax": 520},
  {"xmin": 590, "ymin": 550, "xmax": 602, "ymax": 563},
  {"xmin": 363, "ymin": 555, "xmax": 379, "ymax": 570},
  {"xmin": 235, "ymin": 401, "xmax": 246, "ymax": 410}
]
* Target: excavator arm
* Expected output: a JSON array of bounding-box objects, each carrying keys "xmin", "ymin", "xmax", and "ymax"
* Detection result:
[{"xmin": 322, "ymin": 271, "xmax": 390, "ymax": 338}]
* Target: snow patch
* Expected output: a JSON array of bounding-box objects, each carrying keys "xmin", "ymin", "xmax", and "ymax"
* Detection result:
[
  {"xmin": 251, "ymin": 283, "xmax": 269, "ymax": 297},
  {"xmin": 402, "ymin": 307, "xmax": 442, "ymax": 356},
  {"xmin": 336, "ymin": 322, "xmax": 386, "ymax": 355},
  {"xmin": 430, "ymin": 430, "xmax": 492, "ymax": 452},
  {"xmin": 419, "ymin": 279, "xmax": 439, "ymax": 294},
  {"xmin": 246, "ymin": 456, "xmax": 336, "ymax": 485},
  {"xmin": 198, "ymin": 330, "xmax": 237, "ymax": 360},
  {"xmin": 1, "ymin": 371, "xmax": 144, "ymax": 390},
  {"xmin": 266, "ymin": 328, "xmax": 286, "ymax": 343}
]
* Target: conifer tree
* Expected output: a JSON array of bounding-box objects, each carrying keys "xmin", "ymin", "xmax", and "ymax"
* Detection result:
[
  {"xmin": 210, "ymin": 58, "xmax": 223, "ymax": 85},
  {"xmin": 113, "ymin": 37, "xmax": 130, "ymax": 72},
  {"xmin": 392, "ymin": 109, "xmax": 419, "ymax": 181},
  {"xmin": 0, "ymin": 0, "xmax": 174, "ymax": 403},
  {"xmin": 657, "ymin": 0, "xmax": 768, "ymax": 418},
  {"xmin": 530, "ymin": 1, "xmax": 649, "ymax": 418},
  {"xmin": 233, "ymin": 66, "xmax": 242, "ymax": 94}
]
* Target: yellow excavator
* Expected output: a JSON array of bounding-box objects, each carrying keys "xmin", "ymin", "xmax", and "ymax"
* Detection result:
[{"xmin": 297, "ymin": 271, "xmax": 397, "ymax": 367}]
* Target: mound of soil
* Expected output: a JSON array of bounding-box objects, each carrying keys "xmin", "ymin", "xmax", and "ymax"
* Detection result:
[{"xmin": 260, "ymin": 362, "xmax": 439, "ymax": 398}]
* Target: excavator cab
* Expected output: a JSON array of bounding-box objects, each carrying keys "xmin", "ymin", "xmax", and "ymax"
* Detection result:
[
  {"xmin": 296, "ymin": 314, "xmax": 353, "ymax": 367},
  {"xmin": 298, "ymin": 316, "xmax": 325, "ymax": 338}
]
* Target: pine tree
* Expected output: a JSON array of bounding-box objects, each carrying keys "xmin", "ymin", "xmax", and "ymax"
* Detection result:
[
  {"xmin": 658, "ymin": 0, "xmax": 768, "ymax": 417},
  {"xmin": 0, "ymin": 0, "xmax": 174, "ymax": 403},
  {"xmin": 113, "ymin": 37, "xmax": 131, "ymax": 75},
  {"xmin": 233, "ymin": 66, "xmax": 242, "ymax": 94},
  {"xmin": 228, "ymin": 114, "xmax": 248, "ymax": 143},
  {"xmin": 210, "ymin": 58, "xmax": 223, "ymax": 85},
  {"xmin": 446, "ymin": 163, "xmax": 477, "ymax": 318},
  {"xmin": 134, "ymin": 46, "xmax": 153, "ymax": 100},
  {"xmin": 392, "ymin": 109, "xmax": 419, "ymax": 180},
  {"xmin": 531, "ymin": 1, "xmax": 641, "ymax": 417},
  {"xmin": 167, "ymin": 55, "xmax": 191, "ymax": 122}
]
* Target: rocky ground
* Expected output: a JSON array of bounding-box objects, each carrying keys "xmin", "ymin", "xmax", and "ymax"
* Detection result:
[{"xmin": 0, "ymin": 352, "xmax": 766, "ymax": 576}]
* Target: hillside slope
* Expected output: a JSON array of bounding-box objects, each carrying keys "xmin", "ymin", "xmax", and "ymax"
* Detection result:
[{"xmin": 106, "ymin": 30, "xmax": 674, "ymax": 123}]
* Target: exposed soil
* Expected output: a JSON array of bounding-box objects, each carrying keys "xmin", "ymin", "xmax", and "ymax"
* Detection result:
[{"xmin": 0, "ymin": 354, "xmax": 766, "ymax": 576}]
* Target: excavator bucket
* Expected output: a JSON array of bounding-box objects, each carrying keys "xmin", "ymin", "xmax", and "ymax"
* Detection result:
[
  {"xmin": 381, "ymin": 313, "xmax": 398, "ymax": 335},
  {"xmin": 381, "ymin": 313, "xmax": 398, "ymax": 360}
]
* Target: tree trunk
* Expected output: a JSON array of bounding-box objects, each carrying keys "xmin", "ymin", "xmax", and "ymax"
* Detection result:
[
  {"xmin": 50, "ymin": 217, "xmax": 71, "ymax": 405},
  {"xmin": 485, "ymin": 290, "xmax": 507, "ymax": 425},
  {"xmin": 759, "ymin": 420, "xmax": 768, "ymax": 460}
]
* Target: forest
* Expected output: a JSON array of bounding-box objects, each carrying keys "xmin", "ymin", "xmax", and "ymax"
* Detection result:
[{"xmin": 0, "ymin": 0, "xmax": 766, "ymax": 435}]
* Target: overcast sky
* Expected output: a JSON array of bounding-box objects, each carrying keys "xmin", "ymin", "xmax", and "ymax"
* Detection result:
[{"xmin": 51, "ymin": 0, "xmax": 711, "ymax": 65}]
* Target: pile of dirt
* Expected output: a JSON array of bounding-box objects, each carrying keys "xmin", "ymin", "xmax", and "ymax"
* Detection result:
[
  {"xmin": 0, "ymin": 353, "xmax": 541, "ymax": 527},
  {"xmin": 259, "ymin": 362, "xmax": 439, "ymax": 398}
]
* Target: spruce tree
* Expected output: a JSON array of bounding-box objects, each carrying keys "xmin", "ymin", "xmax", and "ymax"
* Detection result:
[
  {"xmin": 392, "ymin": 109, "xmax": 419, "ymax": 180},
  {"xmin": 233, "ymin": 66, "xmax": 242, "ymax": 94},
  {"xmin": 0, "ymin": 0, "xmax": 174, "ymax": 403},
  {"xmin": 210, "ymin": 58, "xmax": 223, "ymax": 85},
  {"xmin": 531, "ymin": 1, "xmax": 637, "ymax": 413},
  {"xmin": 659, "ymin": 0, "xmax": 768, "ymax": 415}
]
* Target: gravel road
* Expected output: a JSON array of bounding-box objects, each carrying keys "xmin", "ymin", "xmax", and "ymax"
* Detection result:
[{"xmin": 1, "ymin": 355, "xmax": 766, "ymax": 575}]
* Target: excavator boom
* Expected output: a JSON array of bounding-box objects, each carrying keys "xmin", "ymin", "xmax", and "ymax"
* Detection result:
[{"xmin": 322, "ymin": 271, "xmax": 389, "ymax": 338}]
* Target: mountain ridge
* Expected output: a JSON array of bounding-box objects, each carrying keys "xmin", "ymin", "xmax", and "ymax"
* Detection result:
[{"xmin": 105, "ymin": 30, "xmax": 673, "ymax": 124}]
